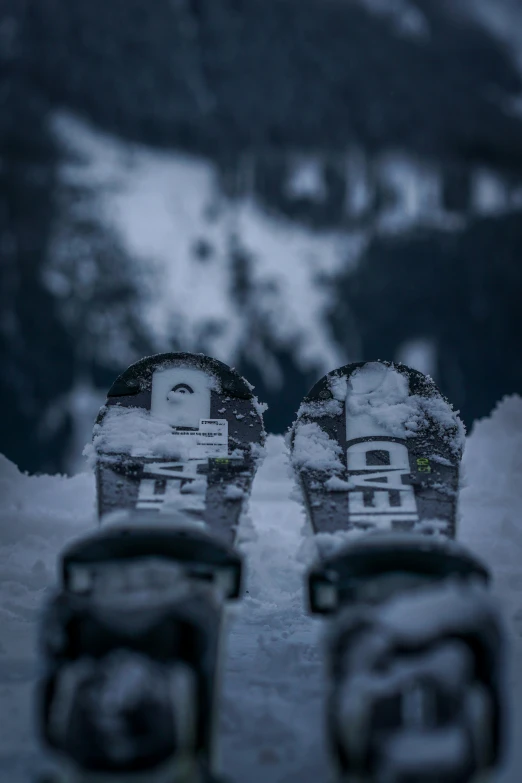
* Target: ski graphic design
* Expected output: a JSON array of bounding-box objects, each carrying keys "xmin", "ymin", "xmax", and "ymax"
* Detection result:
[
  {"xmin": 291, "ymin": 360, "xmax": 463, "ymax": 540},
  {"xmin": 290, "ymin": 361, "xmax": 503, "ymax": 783},
  {"xmin": 94, "ymin": 352, "xmax": 265, "ymax": 543},
  {"xmin": 37, "ymin": 353, "xmax": 266, "ymax": 783}
]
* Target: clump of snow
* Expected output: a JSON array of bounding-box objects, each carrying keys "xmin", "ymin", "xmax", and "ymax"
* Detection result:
[
  {"xmin": 224, "ymin": 485, "xmax": 245, "ymax": 501},
  {"xmin": 430, "ymin": 454, "xmax": 453, "ymax": 466},
  {"xmin": 345, "ymin": 363, "xmax": 411, "ymax": 439},
  {"xmin": 296, "ymin": 398, "xmax": 344, "ymax": 420},
  {"xmin": 324, "ymin": 476, "xmax": 356, "ymax": 492},
  {"xmin": 90, "ymin": 406, "xmax": 189, "ymax": 460},
  {"xmin": 346, "ymin": 363, "xmax": 465, "ymax": 453},
  {"xmin": 290, "ymin": 422, "xmax": 344, "ymax": 473},
  {"xmin": 252, "ymin": 397, "xmax": 269, "ymax": 417},
  {"xmin": 248, "ymin": 442, "xmax": 267, "ymax": 465},
  {"xmin": 328, "ymin": 374, "xmax": 348, "ymax": 402},
  {"xmin": 415, "ymin": 395, "xmax": 466, "ymax": 453},
  {"xmin": 293, "ymin": 364, "xmax": 464, "ymax": 459},
  {"xmin": 242, "ymin": 377, "xmax": 255, "ymax": 392},
  {"xmin": 308, "ymin": 520, "xmax": 459, "ymax": 560},
  {"xmin": 179, "ymin": 479, "xmax": 207, "ymax": 495}
]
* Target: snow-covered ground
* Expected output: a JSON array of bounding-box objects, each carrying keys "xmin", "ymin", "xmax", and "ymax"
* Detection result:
[{"xmin": 1, "ymin": 396, "xmax": 522, "ymax": 782}]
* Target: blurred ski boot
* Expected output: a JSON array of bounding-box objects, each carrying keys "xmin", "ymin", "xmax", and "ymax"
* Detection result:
[
  {"xmin": 37, "ymin": 525, "xmax": 241, "ymax": 783},
  {"xmin": 310, "ymin": 535, "xmax": 504, "ymax": 783}
]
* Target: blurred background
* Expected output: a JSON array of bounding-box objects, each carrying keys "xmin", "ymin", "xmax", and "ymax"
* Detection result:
[{"xmin": 1, "ymin": 0, "xmax": 522, "ymax": 474}]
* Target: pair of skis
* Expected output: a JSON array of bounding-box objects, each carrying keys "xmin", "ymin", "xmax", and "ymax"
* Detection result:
[{"xmin": 37, "ymin": 353, "xmax": 503, "ymax": 783}]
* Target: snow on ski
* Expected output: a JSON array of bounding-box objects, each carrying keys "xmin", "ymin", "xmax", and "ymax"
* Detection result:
[
  {"xmin": 36, "ymin": 352, "xmax": 266, "ymax": 783},
  {"xmin": 291, "ymin": 359, "xmax": 465, "ymax": 540},
  {"xmin": 93, "ymin": 352, "xmax": 265, "ymax": 539},
  {"xmin": 290, "ymin": 360, "xmax": 504, "ymax": 783}
]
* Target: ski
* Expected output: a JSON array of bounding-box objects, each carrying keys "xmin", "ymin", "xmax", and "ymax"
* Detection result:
[
  {"xmin": 290, "ymin": 360, "xmax": 503, "ymax": 783},
  {"xmin": 37, "ymin": 352, "xmax": 266, "ymax": 783},
  {"xmin": 91, "ymin": 352, "xmax": 264, "ymax": 534}
]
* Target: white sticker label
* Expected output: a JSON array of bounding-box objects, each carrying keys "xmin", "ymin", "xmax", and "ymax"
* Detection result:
[
  {"xmin": 150, "ymin": 367, "xmax": 212, "ymax": 427},
  {"xmin": 169, "ymin": 418, "xmax": 229, "ymax": 458}
]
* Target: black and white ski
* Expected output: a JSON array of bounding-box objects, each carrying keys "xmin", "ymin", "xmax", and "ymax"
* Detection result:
[
  {"xmin": 93, "ymin": 352, "xmax": 264, "ymax": 537},
  {"xmin": 290, "ymin": 360, "xmax": 503, "ymax": 783},
  {"xmin": 37, "ymin": 352, "xmax": 266, "ymax": 783}
]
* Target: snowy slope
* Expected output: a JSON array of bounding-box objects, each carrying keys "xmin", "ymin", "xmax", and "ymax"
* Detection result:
[
  {"xmin": 458, "ymin": 0, "xmax": 522, "ymax": 75},
  {"xmin": 48, "ymin": 113, "xmax": 355, "ymax": 381},
  {"xmin": 47, "ymin": 112, "xmax": 521, "ymax": 397},
  {"xmin": 1, "ymin": 397, "xmax": 522, "ymax": 781}
]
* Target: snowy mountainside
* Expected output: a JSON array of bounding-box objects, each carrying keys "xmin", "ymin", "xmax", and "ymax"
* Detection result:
[
  {"xmin": 358, "ymin": 0, "xmax": 522, "ymax": 76},
  {"xmin": 5, "ymin": 0, "xmax": 522, "ymax": 478},
  {"xmin": 47, "ymin": 113, "xmax": 354, "ymax": 382},
  {"xmin": 46, "ymin": 111, "xmax": 522, "ymax": 391},
  {"xmin": 457, "ymin": 0, "xmax": 522, "ymax": 75},
  {"xmin": 1, "ymin": 396, "xmax": 522, "ymax": 781}
]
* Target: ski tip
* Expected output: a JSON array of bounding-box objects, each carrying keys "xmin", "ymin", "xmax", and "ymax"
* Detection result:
[
  {"xmin": 290, "ymin": 358, "xmax": 465, "ymax": 460},
  {"xmin": 304, "ymin": 360, "xmax": 441, "ymax": 405},
  {"xmin": 106, "ymin": 352, "xmax": 256, "ymax": 401}
]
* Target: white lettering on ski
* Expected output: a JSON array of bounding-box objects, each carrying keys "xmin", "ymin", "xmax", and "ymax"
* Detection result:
[
  {"xmin": 143, "ymin": 461, "xmax": 203, "ymax": 479},
  {"xmin": 346, "ymin": 440, "xmax": 419, "ymax": 527},
  {"xmin": 136, "ymin": 460, "xmax": 207, "ymax": 514}
]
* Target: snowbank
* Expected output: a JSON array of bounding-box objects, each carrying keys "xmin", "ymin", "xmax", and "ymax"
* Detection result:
[{"xmin": 0, "ymin": 457, "xmax": 94, "ymax": 778}]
